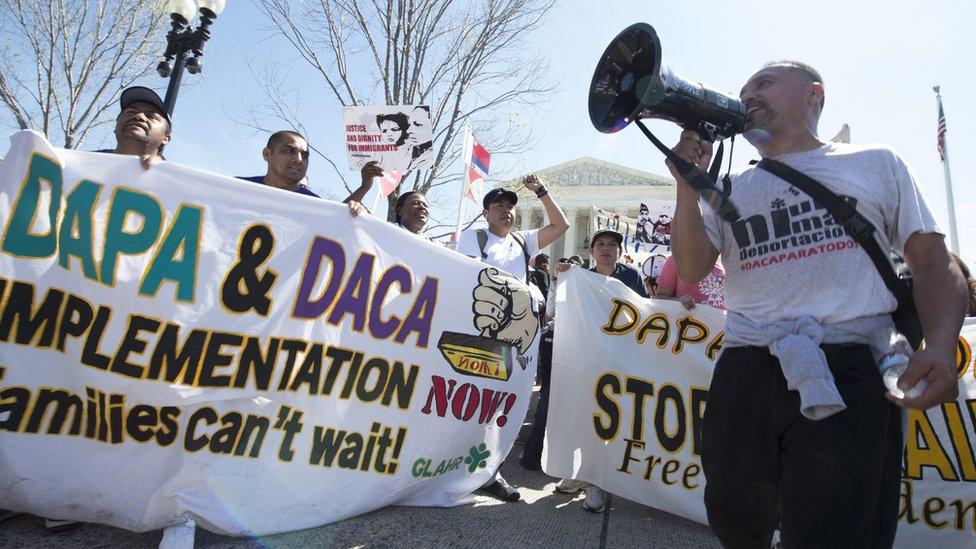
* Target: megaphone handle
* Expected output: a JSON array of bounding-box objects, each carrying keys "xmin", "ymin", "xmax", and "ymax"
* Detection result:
[{"xmin": 633, "ymin": 119, "xmax": 741, "ymax": 223}]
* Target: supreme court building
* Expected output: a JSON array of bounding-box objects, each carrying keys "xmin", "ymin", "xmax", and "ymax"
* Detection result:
[{"xmin": 511, "ymin": 157, "xmax": 676, "ymax": 259}]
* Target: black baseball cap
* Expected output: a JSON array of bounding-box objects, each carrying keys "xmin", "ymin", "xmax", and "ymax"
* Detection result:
[
  {"xmin": 482, "ymin": 188, "xmax": 518, "ymax": 210},
  {"xmin": 120, "ymin": 86, "xmax": 170, "ymax": 125},
  {"xmin": 590, "ymin": 229, "xmax": 623, "ymax": 248}
]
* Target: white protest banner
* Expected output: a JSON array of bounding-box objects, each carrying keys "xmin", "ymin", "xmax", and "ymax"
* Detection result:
[
  {"xmin": 545, "ymin": 269, "xmax": 975, "ymax": 547},
  {"xmin": 545, "ymin": 268, "xmax": 722, "ymax": 524},
  {"xmin": 0, "ymin": 131, "xmax": 537, "ymax": 536},
  {"xmin": 343, "ymin": 105, "xmax": 434, "ymax": 172},
  {"xmin": 897, "ymin": 316, "xmax": 976, "ymax": 547}
]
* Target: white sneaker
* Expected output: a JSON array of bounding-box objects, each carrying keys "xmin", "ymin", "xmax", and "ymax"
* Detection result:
[
  {"xmin": 554, "ymin": 478, "xmax": 585, "ymax": 494},
  {"xmin": 159, "ymin": 514, "xmax": 196, "ymax": 549},
  {"xmin": 583, "ymin": 488, "xmax": 606, "ymax": 513}
]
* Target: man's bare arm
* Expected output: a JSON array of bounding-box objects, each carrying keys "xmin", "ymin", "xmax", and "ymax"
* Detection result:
[
  {"xmin": 667, "ymin": 130, "xmax": 719, "ymax": 281},
  {"xmin": 893, "ymin": 232, "xmax": 967, "ymax": 409},
  {"xmin": 522, "ymin": 175, "xmax": 569, "ymax": 249}
]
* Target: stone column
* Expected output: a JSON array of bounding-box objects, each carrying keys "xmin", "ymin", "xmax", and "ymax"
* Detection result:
[{"xmin": 562, "ymin": 206, "xmax": 577, "ymax": 258}]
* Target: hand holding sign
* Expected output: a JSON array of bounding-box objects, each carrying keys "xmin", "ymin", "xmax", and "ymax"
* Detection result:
[
  {"xmin": 360, "ymin": 161, "xmax": 383, "ymax": 188},
  {"xmin": 472, "ymin": 268, "xmax": 537, "ymax": 354}
]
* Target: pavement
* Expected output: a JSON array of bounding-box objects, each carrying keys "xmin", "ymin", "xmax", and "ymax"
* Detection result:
[{"xmin": 0, "ymin": 389, "xmax": 720, "ymax": 549}]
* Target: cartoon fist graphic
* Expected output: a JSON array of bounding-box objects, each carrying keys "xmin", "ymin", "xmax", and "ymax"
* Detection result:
[{"xmin": 472, "ymin": 268, "xmax": 538, "ymax": 355}]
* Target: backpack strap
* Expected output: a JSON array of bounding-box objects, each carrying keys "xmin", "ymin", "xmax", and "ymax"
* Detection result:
[
  {"xmin": 478, "ymin": 228, "xmax": 532, "ymax": 284},
  {"xmin": 476, "ymin": 229, "xmax": 489, "ymax": 260},
  {"xmin": 512, "ymin": 232, "xmax": 531, "ymax": 283},
  {"xmin": 755, "ymin": 159, "xmax": 902, "ymax": 294}
]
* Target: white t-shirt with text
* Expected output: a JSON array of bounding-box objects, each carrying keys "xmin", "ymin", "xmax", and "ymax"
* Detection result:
[{"xmin": 701, "ymin": 142, "xmax": 940, "ymax": 325}]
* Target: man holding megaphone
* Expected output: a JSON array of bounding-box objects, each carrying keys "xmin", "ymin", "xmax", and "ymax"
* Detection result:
[{"xmin": 664, "ymin": 61, "xmax": 967, "ymax": 548}]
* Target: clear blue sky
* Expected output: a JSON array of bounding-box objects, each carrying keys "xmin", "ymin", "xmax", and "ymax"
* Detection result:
[{"xmin": 75, "ymin": 0, "xmax": 975, "ymax": 267}]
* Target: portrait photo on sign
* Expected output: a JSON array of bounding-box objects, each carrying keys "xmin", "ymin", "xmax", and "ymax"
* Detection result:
[
  {"xmin": 343, "ymin": 105, "xmax": 435, "ymax": 172},
  {"xmin": 635, "ymin": 197, "xmax": 675, "ymax": 246}
]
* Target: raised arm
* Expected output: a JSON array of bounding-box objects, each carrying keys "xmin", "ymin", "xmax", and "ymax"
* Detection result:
[
  {"xmin": 666, "ymin": 130, "xmax": 720, "ymax": 282},
  {"xmin": 344, "ymin": 161, "xmax": 384, "ymax": 204},
  {"xmin": 521, "ymin": 174, "xmax": 569, "ymax": 249}
]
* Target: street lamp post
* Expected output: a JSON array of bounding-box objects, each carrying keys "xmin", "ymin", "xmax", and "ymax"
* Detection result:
[{"xmin": 156, "ymin": 0, "xmax": 226, "ymax": 117}]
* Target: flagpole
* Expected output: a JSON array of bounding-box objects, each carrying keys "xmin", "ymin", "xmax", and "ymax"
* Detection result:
[
  {"xmin": 370, "ymin": 187, "xmax": 383, "ymax": 214},
  {"xmin": 453, "ymin": 126, "xmax": 473, "ymax": 241},
  {"xmin": 934, "ymin": 85, "xmax": 959, "ymax": 254}
]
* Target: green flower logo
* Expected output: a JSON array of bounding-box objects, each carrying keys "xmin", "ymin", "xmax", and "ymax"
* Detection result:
[{"xmin": 464, "ymin": 443, "xmax": 491, "ymax": 473}]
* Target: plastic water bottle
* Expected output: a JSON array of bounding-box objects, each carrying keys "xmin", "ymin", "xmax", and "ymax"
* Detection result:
[{"xmin": 878, "ymin": 332, "xmax": 926, "ymax": 400}]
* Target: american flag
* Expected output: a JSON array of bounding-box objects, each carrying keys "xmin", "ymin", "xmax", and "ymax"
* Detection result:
[{"xmin": 937, "ymin": 102, "xmax": 947, "ymax": 162}]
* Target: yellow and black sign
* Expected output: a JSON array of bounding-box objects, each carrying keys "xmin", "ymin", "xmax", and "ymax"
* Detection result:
[
  {"xmin": 437, "ymin": 332, "xmax": 512, "ymax": 382},
  {"xmin": 956, "ymin": 336, "xmax": 972, "ymax": 379}
]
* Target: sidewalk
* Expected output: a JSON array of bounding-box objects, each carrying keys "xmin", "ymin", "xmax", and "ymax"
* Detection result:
[
  {"xmin": 0, "ymin": 384, "xmax": 720, "ymax": 548},
  {"xmin": 0, "ymin": 445, "xmax": 719, "ymax": 549}
]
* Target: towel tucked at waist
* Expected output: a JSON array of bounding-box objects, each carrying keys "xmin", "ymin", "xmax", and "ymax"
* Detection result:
[{"xmin": 724, "ymin": 313, "xmax": 893, "ymax": 420}]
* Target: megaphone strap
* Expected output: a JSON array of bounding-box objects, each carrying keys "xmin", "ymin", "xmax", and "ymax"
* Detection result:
[
  {"xmin": 708, "ymin": 140, "xmax": 724, "ymax": 182},
  {"xmin": 633, "ymin": 119, "xmax": 741, "ymax": 223}
]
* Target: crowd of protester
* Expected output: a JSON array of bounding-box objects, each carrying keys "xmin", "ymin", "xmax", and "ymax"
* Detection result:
[{"xmin": 4, "ymin": 69, "xmax": 976, "ymax": 548}]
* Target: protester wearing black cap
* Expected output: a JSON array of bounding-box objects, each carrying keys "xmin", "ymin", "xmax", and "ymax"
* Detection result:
[
  {"xmin": 110, "ymin": 86, "xmax": 171, "ymax": 170},
  {"xmin": 544, "ymin": 228, "xmax": 647, "ymax": 514},
  {"xmin": 393, "ymin": 191, "xmax": 430, "ymax": 238},
  {"xmin": 455, "ymin": 173, "xmax": 568, "ymax": 503},
  {"xmin": 34, "ymin": 85, "xmax": 172, "ymax": 534},
  {"xmin": 587, "ymin": 229, "xmax": 647, "ymax": 297},
  {"xmin": 456, "ymin": 174, "xmax": 568, "ymax": 284}
]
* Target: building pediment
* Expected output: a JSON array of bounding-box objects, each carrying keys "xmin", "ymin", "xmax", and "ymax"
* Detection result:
[{"xmin": 509, "ymin": 156, "xmax": 675, "ymax": 188}]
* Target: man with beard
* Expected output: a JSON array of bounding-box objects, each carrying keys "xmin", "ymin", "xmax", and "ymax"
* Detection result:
[
  {"xmin": 456, "ymin": 174, "xmax": 569, "ymax": 502},
  {"xmin": 102, "ymin": 86, "xmax": 171, "ymax": 169},
  {"xmin": 666, "ymin": 60, "xmax": 967, "ymax": 547}
]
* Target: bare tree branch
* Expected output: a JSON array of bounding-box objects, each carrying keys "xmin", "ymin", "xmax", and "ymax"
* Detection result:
[
  {"xmin": 251, "ymin": 0, "xmax": 557, "ymax": 221},
  {"xmin": 0, "ymin": 0, "xmax": 166, "ymax": 149}
]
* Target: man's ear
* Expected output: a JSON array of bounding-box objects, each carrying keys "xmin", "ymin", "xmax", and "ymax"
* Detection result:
[
  {"xmin": 810, "ymin": 82, "xmax": 825, "ymax": 108},
  {"xmin": 262, "ymin": 147, "xmax": 271, "ymax": 162}
]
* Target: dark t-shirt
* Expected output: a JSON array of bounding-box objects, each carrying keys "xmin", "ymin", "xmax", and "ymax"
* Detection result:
[
  {"xmin": 591, "ymin": 263, "xmax": 648, "ymax": 298},
  {"xmin": 529, "ymin": 269, "xmax": 550, "ymax": 297},
  {"xmin": 238, "ymin": 175, "xmax": 319, "ymax": 197}
]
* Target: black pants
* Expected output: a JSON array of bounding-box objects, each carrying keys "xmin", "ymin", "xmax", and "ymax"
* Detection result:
[
  {"xmin": 702, "ymin": 345, "xmax": 902, "ymax": 549},
  {"xmin": 521, "ymin": 330, "xmax": 553, "ymax": 468}
]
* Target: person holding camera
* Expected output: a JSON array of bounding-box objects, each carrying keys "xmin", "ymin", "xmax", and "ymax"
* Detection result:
[{"xmin": 667, "ymin": 61, "xmax": 967, "ymax": 548}]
